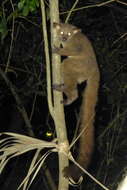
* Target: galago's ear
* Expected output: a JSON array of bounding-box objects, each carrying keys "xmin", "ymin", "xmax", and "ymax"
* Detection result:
[
  {"xmin": 73, "ymin": 28, "xmax": 81, "ymax": 34},
  {"xmin": 53, "ymin": 22, "xmax": 61, "ymax": 29}
]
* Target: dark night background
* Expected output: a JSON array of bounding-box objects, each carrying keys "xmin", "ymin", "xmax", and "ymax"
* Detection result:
[{"xmin": 0, "ymin": 0, "xmax": 127, "ymax": 190}]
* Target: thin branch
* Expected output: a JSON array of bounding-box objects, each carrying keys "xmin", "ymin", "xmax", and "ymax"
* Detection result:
[
  {"xmin": 70, "ymin": 157, "xmax": 110, "ymax": 190},
  {"xmin": 0, "ymin": 68, "xmax": 34, "ymax": 137},
  {"xmin": 61, "ymin": 0, "xmax": 116, "ymax": 15},
  {"xmin": 113, "ymin": 32, "xmax": 127, "ymax": 44},
  {"xmin": 29, "ymin": 94, "xmax": 37, "ymax": 121},
  {"xmin": 5, "ymin": 0, "xmax": 15, "ymax": 73},
  {"xmin": 40, "ymin": 0, "xmax": 54, "ymax": 118},
  {"xmin": 70, "ymin": 114, "xmax": 94, "ymax": 149},
  {"xmin": 117, "ymin": 0, "xmax": 127, "ymax": 6},
  {"xmin": 65, "ymin": 0, "xmax": 79, "ymax": 23}
]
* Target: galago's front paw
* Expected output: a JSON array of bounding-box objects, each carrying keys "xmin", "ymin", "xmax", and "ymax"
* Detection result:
[
  {"xmin": 52, "ymin": 46, "xmax": 60, "ymax": 54},
  {"xmin": 52, "ymin": 83, "xmax": 65, "ymax": 91}
]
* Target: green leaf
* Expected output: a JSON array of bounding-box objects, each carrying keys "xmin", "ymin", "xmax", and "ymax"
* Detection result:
[
  {"xmin": 18, "ymin": 1, "xmax": 25, "ymax": 10},
  {"xmin": 29, "ymin": 0, "xmax": 36, "ymax": 12},
  {"xmin": 7, "ymin": 10, "xmax": 19, "ymax": 21},
  {"xmin": 35, "ymin": 0, "xmax": 39, "ymax": 7},
  {"xmin": 0, "ymin": 18, "xmax": 8, "ymax": 41},
  {"xmin": 22, "ymin": 5, "xmax": 30, "ymax": 16}
]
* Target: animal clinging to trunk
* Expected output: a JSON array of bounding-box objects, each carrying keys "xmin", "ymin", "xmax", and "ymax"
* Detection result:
[{"xmin": 53, "ymin": 22, "xmax": 100, "ymax": 183}]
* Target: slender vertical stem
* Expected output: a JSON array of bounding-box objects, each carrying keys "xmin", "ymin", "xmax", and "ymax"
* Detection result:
[
  {"xmin": 40, "ymin": 0, "xmax": 54, "ymax": 118},
  {"xmin": 50, "ymin": 1, "xmax": 69, "ymax": 190}
]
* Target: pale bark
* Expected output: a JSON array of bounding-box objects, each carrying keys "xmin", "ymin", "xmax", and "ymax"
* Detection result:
[
  {"xmin": 40, "ymin": 0, "xmax": 69, "ymax": 190},
  {"xmin": 50, "ymin": 1, "xmax": 69, "ymax": 190}
]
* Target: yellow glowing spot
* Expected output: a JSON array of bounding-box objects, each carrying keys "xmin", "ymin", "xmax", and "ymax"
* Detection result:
[{"xmin": 46, "ymin": 131, "xmax": 52, "ymax": 137}]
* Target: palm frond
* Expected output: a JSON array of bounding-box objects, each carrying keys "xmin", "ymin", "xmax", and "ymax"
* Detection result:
[
  {"xmin": 18, "ymin": 150, "xmax": 52, "ymax": 190},
  {"xmin": 0, "ymin": 132, "xmax": 57, "ymax": 190}
]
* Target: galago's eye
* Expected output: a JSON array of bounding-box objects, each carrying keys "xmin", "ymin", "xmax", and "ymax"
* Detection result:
[
  {"xmin": 68, "ymin": 32, "xmax": 71, "ymax": 36},
  {"xmin": 60, "ymin": 31, "xmax": 64, "ymax": 35}
]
